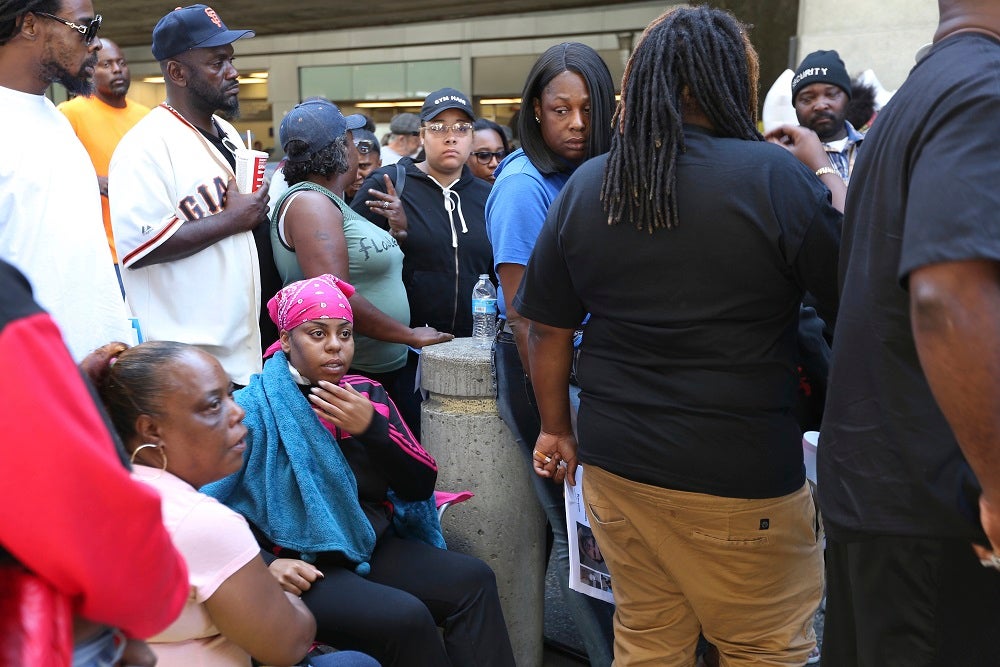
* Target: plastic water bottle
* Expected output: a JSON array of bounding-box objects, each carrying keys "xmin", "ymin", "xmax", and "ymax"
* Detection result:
[{"xmin": 471, "ymin": 274, "xmax": 497, "ymax": 348}]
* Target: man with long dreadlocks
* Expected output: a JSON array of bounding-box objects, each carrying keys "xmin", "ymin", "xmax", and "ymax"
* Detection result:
[{"xmin": 515, "ymin": 6, "xmax": 843, "ymax": 665}]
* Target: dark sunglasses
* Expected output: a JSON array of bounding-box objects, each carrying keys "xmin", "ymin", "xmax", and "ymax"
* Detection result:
[
  {"xmin": 34, "ymin": 12, "xmax": 102, "ymax": 45},
  {"xmin": 355, "ymin": 139, "xmax": 377, "ymax": 154},
  {"xmin": 471, "ymin": 150, "xmax": 506, "ymax": 165}
]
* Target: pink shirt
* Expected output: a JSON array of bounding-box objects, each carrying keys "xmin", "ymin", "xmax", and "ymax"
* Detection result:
[
  {"xmin": 0, "ymin": 307, "xmax": 188, "ymax": 638},
  {"xmin": 136, "ymin": 467, "xmax": 261, "ymax": 667}
]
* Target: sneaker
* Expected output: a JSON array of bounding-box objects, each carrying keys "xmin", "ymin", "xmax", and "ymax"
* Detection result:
[{"xmin": 806, "ymin": 645, "xmax": 821, "ymax": 664}]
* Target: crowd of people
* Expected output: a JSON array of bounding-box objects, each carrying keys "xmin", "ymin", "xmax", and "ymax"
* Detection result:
[{"xmin": 2, "ymin": 0, "xmax": 1000, "ymax": 665}]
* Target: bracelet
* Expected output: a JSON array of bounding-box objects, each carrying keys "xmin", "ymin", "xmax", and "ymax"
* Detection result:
[{"xmin": 814, "ymin": 166, "xmax": 839, "ymax": 178}]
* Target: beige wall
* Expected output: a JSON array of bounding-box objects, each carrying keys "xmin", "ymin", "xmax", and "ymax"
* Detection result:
[{"xmin": 796, "ymin": 0, "xmax": 939, "ymax": 90}]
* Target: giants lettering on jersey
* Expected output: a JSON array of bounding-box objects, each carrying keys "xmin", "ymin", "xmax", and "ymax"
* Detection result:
[{"xmin": 177, "ymin": 176, "xmax": 227, "ymax": 221}]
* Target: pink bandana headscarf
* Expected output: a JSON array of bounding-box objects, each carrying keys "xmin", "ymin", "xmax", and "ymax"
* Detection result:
[{"xmin": 263, "ymin": 274, "xmax": 355, "ymax": 358}]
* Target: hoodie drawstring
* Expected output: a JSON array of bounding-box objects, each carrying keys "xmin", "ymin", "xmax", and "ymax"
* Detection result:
[{"xmin": 431, "ymin": 176, "xmax": 467, "ymax": 248}]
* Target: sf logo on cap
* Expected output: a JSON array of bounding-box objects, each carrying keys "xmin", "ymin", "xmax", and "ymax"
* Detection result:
[{"xmin": 204, "ymin": 6, "xmax": 223, "ymax": 28}]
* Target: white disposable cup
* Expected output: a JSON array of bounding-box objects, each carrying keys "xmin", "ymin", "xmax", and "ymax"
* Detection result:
[
  {"xmin": 235, "ymin": 148, "xmax": 268, "ymax": 193},
  {"xmin": 802, "ymin": 431, "xmax": 820, "ymax": 485}
]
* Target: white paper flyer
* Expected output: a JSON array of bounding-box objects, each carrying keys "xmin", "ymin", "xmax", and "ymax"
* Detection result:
[{"xmin": 564, "ymin": 466, "xmax": 614, "ymax": 603}]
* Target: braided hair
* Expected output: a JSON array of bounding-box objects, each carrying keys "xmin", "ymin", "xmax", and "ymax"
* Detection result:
[
  {"xmin": 601, "ymin": 6, "xmax": 762, "ymax": 233},
  {"xmin": 0, "ymin": 0, "xmax": 58, "ymax": 46}
]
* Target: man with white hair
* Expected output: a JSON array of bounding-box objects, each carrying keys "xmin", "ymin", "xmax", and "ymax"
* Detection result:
[{"xmin": 380, "ymin": 112, "xmax": 421, "ymax": 165}]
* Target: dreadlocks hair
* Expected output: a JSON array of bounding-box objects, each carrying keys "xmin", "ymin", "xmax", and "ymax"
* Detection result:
[
  {"xmin": 0, "ymin": 0, "xmax": 59, "ymax": 45},
  {"xmin": 517, "ymin": 42, "xmax": 617, "ymax": 175},
  {"xmin": 601, "ymin": 6, "xmax": 763, "ymax": 233}
]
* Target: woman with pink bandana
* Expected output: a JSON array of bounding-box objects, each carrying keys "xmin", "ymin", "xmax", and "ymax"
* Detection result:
[{"xmin": 203, "ymin": 275, "xmax": 515, "ymax": 667}]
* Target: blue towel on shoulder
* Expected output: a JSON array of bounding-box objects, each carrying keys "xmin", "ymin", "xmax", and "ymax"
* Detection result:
[{"xmin": 203, "ymin": 351, "xmax": 443, "ymax": 572}]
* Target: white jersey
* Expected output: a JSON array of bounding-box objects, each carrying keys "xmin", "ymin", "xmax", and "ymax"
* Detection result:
[
  {"xmin": 110, "ymin": 105, "xmax": 262, "ymax": 385},
  {"xmin": 0, "ymin": 85, "xmax": 131, "ymax": 361}
]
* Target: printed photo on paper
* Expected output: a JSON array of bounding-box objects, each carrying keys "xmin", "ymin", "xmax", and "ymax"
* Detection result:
[{"xmin": 565, "ymin": 466, "xmax": 614, "ymax": 603}]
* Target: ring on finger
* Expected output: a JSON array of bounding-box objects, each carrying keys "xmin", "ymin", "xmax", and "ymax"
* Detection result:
[{"xmin": 382, "ymin": 201, "xmax": 390, "ymax": 209}]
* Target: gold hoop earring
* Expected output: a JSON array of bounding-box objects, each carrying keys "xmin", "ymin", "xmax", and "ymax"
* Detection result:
[{"xmin": 130, "ymin": 443, "xmax": 167, "ymax": 481}]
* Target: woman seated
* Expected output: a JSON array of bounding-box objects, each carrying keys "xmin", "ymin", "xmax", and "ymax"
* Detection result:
[
  {"xmin": 83, "ymin": 341, "xmax": 378, "ymax": 667},
  {"xmin": 203, "ymin": 275, "xmax": 516, "ymax": 667}
]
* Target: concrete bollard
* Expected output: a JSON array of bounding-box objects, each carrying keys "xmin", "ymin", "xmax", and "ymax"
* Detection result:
[{"xmin": 420, "ymin": 338, "xmax": 546, "ymax": 667}]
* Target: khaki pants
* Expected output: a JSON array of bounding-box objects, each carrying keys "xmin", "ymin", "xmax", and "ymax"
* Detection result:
[{"xmin": 583, "ymin": 465, "xmax": 823, "ymax": 667}]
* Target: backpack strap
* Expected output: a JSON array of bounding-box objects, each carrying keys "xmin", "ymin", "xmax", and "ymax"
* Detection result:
[{"xmin": 395, "ymin": 161, "xmax": 406, "ymax": 199}]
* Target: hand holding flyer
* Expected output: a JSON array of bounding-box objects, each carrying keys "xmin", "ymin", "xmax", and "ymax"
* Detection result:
[{"xmin": 565, "ymin": 466, "xmax": 614, "ymax": 603}]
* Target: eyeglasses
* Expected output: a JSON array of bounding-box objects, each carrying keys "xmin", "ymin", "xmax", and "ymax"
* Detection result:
[
  {"xmin": 34, "ymin": 12, "xmax": 102, "ymax": 45},
  {"xmin": 471, "ymin": 150, "xmax": 506, "ymax": 165},
  {"xmin": 355, "ymin": 139, "xmax": 377, "ymax": 154},
  {"xmin": 423, "ymin": 122, "xmax": 473, "ymax": 137}
]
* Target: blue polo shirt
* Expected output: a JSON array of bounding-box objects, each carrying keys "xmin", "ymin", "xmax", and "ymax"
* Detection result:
[{"xmin": 485, "ymin": 148, "xmax": 573, "ymax": 319}]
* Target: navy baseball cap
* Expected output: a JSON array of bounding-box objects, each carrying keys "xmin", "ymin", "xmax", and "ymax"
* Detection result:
[
  {"xmin": 281, "ymin": 98, "xmax": 367, "ymax": 162},
  {"xmin": 420, "ymin": 88, "xmax": 475, "ymax": 122},
  {"xmin": 151, "ymin": 5, "xmax": 255, "ymax": 61}
]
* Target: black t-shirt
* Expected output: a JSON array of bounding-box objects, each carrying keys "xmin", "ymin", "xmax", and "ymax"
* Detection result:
[
  {"xmin": 350, "ymin": 159, "xmax": 493, "ymax": 336},
  {"xmin": 820, "ymin": 33, "xmax": 1000, "ymax": 541},
  {"xmin": 515, "ymin": 126, "xmax": 841, "ymax": 499}
]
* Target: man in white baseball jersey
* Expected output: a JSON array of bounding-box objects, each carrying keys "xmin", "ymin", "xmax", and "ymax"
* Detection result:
[
  {"xmin": 110, "ymin": 4, "xmax": 270, "ymax": 385},
  {"xmin": 0, "ymin": 0, "xmax": 133, "ymax": 362}
]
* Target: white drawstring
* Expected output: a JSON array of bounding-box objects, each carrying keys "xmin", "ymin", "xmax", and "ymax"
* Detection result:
[{"xmin": 431, "ymin": 176, "xmax": 467, "ymax": 248}]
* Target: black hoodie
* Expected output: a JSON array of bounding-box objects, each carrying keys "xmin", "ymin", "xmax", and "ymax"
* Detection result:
[{"xmin": 351, "ymin": 158, "xmax": 493, "ymax": 336}]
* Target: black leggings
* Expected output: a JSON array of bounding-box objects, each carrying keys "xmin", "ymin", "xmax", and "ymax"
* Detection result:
[{"xmin": 302, "ymin": 535, "xmax": 515, "ymax": 667}]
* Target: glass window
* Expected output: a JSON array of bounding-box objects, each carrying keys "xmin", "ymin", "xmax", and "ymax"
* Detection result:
[
  {"xmin": 299, "ymin": 59, "xmax": 461, "ymax": 101},
  {"xmin": 300, "ymin": 65, "xmax": 352, "ymax": 100},
  {"xmin": 353, "ymin": 62, "xmax": 406, "ymax": 100},
  {"xmin": 406, "ymin": 59, "xmax": 462, "ymax": 97}
]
